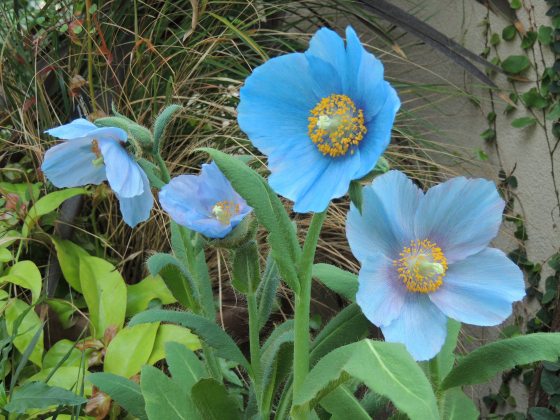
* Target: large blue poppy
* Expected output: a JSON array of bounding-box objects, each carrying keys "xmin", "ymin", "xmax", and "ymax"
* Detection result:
[
  {"xmin": 159, "ymin": 162, "xmax": 252, "ymax": 239},
  {"xmin": 346, "ymin": 171, "xmax": 525, "ymax": 361},
  {"xmin": 41, "ymin": 118, "xmax": 153, "ymax": 227},
  {"xmin": 238, "ymin": 26, "xmax": 400, "ymax": 213}
]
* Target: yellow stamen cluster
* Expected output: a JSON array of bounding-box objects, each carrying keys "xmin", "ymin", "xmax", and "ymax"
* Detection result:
[
  {"xmin": 393, "ymin": 239, "xmax": 448, "ymax": 293},
  {"xmin": 212, "ymin": 200, "xmax": 240, "ymax": 225},
  {"xmin": 308, "ymin": 94, "xmax": 367, "ymax": 157}
]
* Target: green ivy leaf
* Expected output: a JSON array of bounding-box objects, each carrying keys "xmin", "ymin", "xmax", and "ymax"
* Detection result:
[
  {"xmin": 480, "ymin": 128, "xmax": 496, "ymax": 142},
  {"xmin": 538, "ymin": 26, "xmax": 554, "ymax": 45},
  {"xmin": 509, "ymin": 0, "xmax": 521, "ymax": 10},
  {"xmin": 502, "ymin": 25, "xmax": 517, "ymax": 41},
  {"xmin": 511, "ymin": 117, "xmax": 537, "ymax": 128},
  {"xmin": 501, "ymin": 55, "xmax": 530, "ymax": 74}
]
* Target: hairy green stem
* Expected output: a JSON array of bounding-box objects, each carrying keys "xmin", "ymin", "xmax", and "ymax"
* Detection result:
[
  {"xmin": 247, "ymin": 291, "xmax": 263, "ymax": 412},
  {"xmin": 292, "ymin": 210, "xmax": 327, "ymax": 419}
]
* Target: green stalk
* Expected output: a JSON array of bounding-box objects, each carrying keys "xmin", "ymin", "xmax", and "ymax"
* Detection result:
[
  {"xmin": 292, "ymin": 210, "xmax": 327, "ymax": 419},
  {"xmin": 247, "ymin": 291, "xmax": 263, "ymax": 411}
]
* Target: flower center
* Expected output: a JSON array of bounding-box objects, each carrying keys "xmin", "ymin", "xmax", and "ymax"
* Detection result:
[
  {"xmin": 91, "ymin": 139, "xmax": 104, "ymax": 167},
  {"xmin": 212, "ymin": 200, "xmax": 240, "ymax": 225},
  {"xmin": 308, "ymin": 94, "xmax": 367, "ymax": 157},
  {"xmin": 393, "ymin": 239, "xmax": 448, "ymax": 293}
]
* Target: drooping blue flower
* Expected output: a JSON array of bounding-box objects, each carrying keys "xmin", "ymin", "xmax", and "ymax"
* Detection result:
[
  {"xmin": 346, "ymin": 170, "xmax": 525, "ymax": 361},
  {"xmin": 159, "ymin": 162, "xmax": 252, "ymax": 239},
  {"xmin": 41, "ymin": 118, "xmax": 153, "ymax": 227},
  {"xmin": 238, "ymin": 26, "xmax": 400, "ymax": 213}
]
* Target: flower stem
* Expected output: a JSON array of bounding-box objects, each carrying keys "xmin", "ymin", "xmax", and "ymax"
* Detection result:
[
  {"xmin": 155, "ymin": 153, "xmax": 171, "ymax": 183},
  {"xmin": 292, "ymin": 210, "xmax": 327, "ymax": 418},
  {"xmin": 247, "ymin": 290, "xmax": 263, "ymax": 411}
]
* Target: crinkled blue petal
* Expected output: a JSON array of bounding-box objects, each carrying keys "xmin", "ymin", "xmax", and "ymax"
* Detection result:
[
  {"xmin": 41, "ymin": 138, "xmax": 107, "ymax": 188},
  {"xmin": 346, "ymin": 171, "xmax": 422, "ymax": 262},
  {"xmin": 414, "ymin": 177, "xmax": 505, "ymax": 263},
  {"xmin": 44, "ymin": 118, "xmax": 97, "ymax": 140},
  {"xmin": 87, "ymin": 127, "xmax": 128, "ymax": 143},
  {"xmin": 354, "ymin": 86, "xmax": 400, "ymax": 179},
  {"xmin": 305, "ymin": 27, "xmax": 346, "ymax": 91},
  {"xmin": 196, "ymin": 162, "xmax": 240, "ymax": 210},
  {"xmin": 159, "ymin": 175, "xmax": 206, "ymax": 222},
  {"xmin": 98, "ymin": 138, "xmax": 144, "ymax": 198},
  {"xmin": 356, "ymin": 253, "xmax": 407, "ymax": 327},
  {"xmin": 429, "ymin": 248, "xmax": 525, "ymax": 326},
  {"xmin": 117, "ymin": 169, "xmax": 153, "ymax": 227},
  {"xmin": 381, "ymin": 294, "xmax": 448, "ymax": 361}
]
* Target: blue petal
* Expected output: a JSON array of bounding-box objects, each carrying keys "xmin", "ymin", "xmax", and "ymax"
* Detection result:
[
  {"xmin": 117, "ymin": 170, "xmax": 153, "ymax": 227},
  {"xmin": 197, "ymin": 162, "xmax": 240, "ymax": 208},
  {"xmin": 41, "ymin": 139, "xmax": 106, "ymax": 188},
  {"xmin": 381, "ymin": 294, "xmax": 448, "ymax": 361},
  {"xmin": 414, "ymin": 177, "xmax": 505, "ymax": 263},
  {"xmin": 98, "ymin": 138, "xmax": 143, "ymax": 198},
  {"xmin": 356, "ymin": 253, "xmax": 407, "ymax": 327},
  {"xmin": 87, "ymin": 127, "xmax": 128, "ymax": 143},
  {"xmin": 306, "ymin": 27, "xmax": 347, "ymax": 90},
  {"xmin": 346, "ymin": 171, "xmax": 422, "ymax": 262},
  {"xmin": 44, "ymin": 118, "xmax": 97, "ymax": 140},
  {"xmin": 429, "ymin": 248, "xmax": 525, "ymax": 326},
  {"xmin": 159, "ymin": 175, "xmax": 206, "ymax": 222},
  {"xmin": 354, "ymin": 86, "xmax": 400, "ymax": 179}
]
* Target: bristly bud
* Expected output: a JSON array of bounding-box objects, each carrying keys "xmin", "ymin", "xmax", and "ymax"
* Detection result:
[{"xmin": 206, "ymin": 214, "xmax": 257, "ymax": 249}]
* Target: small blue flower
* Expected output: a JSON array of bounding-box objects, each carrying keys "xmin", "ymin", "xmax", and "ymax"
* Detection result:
[
  {"xmin": 238, "ymin": 26, "xmax": 400, "ymax": 213},
  {"xmin": 41, "ymin": 118, "xmax": 153, "ymax": 227},
  {"xmin": 346, "ymin": 171, "xmax": 525, "ymax": 361},
  {"xmin": 159, "ymin": 162, "xmax": 252, "ymax": 239}
]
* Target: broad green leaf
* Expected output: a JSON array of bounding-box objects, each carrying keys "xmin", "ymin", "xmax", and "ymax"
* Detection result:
[
  {"xmin": 22, "ymin": 188, "xmax": 88, "ymax": 237},
  {"xmin": 126, "ymin": 275, "xmax": 176, "ymax": 317},
  {"xmin": 5, "ymin": 298, "xmax": 43, "ymax": 366},
  {"xmin": 441, "ymin": 389, "xmax": 478, "ymax": 420},
  {"xmin": 310, "ymin": 303, "xmax": 370, "ymax": 365},
  {"xmin": 141, "ymin": 365, "xmax": 200, "ymax": 420},
  {"xmin": 130, "ymin": 310, "xmax": 248, "ymax": 369},
  {"xmin": 88, "ymin": 372, "xmax": 147, "ymax": 420},
  {"xmin": 0, "ymin": 248, "xmax": 12, "ymax": 262},
  {"xmin": 79, "ymin": 256, "xmax": 126, "ymax": 338},
  {"xmin": 43, "ymin": 339, "xmax": 82, "ymax": 369},
  {"xmin": 441, "ymin": 333, "xmax": 560, "ymax": 390},
  {"xmin": 147, "ymin": 324, "xmax": 201, "ymax": 365},
  {"xmin": 256, "ymin": 253, "xmax": 281, "ymax": 329},
  {"xmin": 231, "ymin": 240, "xmax": 260, "ymax": 294},
  {"xmin": 292, "ymin": 339, "xmax": 439, "ymax": 420},
  {"xmin": 501, "ymin": 55, "xmax": 530, "ymax": 74},
  {"xmin": 4, "ymin": 382, "xmax": 86, "ymax": 413},
  {"xmin": 0, "ymin": 260, "xmax": 42, "ymax": 304},
  {"xmin": 320, "ymin": 386, "xmax": 370, "ymax": 420},
  {"xmin": 435, "ymin": 319, "xmax": 462, "ymax": 382},
  {"xmin": 312, "ymin": 264, "xmax": 358, "ymax": 302},
  {"xmin": 165, "ymin": 342, "xmax": 206, "ymax": 393},
  {"xmin": 52, "ymin": 238, "xmax": 90, "ymax": 292},
  {"xmin": 104, "ymin": 323, "xmax": 160, "ymax": 377},
  {"xmin": 191, "ymin": 378, "xmax": 242, "ymax": 420},
  {"xmin": 26, "ymin": 366, "xmax": 90, "ymax": 395},
  {"xmin": 202, "ymin": 148, "xmax": 301, "ymax": 292},
  {"xmin": 0, "ymin": 181, "xmax": 41, "ymax": 202}
]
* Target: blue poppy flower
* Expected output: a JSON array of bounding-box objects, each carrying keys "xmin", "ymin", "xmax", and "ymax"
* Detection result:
[
  {"xmin": 41, "ymin": 118, "xmax": 153, "ymax": 227},
  {"xmin": 238, "ymin": 26, "xmax": 400, "ymax": 213},
  {"xmin": 346, "ymin": 171, "xmax": 525, "ymax": 361},
  {"xmin": 159, "ymin": 162, "xmax": 252, "ymax": 239}
]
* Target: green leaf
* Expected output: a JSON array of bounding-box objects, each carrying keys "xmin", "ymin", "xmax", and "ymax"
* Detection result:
[
  {"xmin": 260, "ymin": 320, "xmax": 294, "ymax": 396},
  {"xmin": 441, "ymin": 389, "xmax": 478, "ymax": 420},
  {"xmin": 146, "ymin": 252, "xmax": 199, "ymax": 311},
  {"xmin": 126, "ymin": 275, "xmax": 176, "ymax": 317},
  {"xmin": 320, "ymin": 386, "xmax": 370, "ymax": 420},
  {"xmin": 231, "ymin": 240, "xmax": 260, "ymax": 294},
  {"xmin": 22, "ymin": 188, "xmax": 88, "ymax": 237},
  {"xmin": 502, "ymin": 25, "xmax": 517, "ymax": 41},
  {"xmin": 348, "ymin": 181, "xmax": 363, "ymax": 214},
  {"xmin": 509, "ymin": 0, "xmax": 521, "ymax": 9},
  {"xmin": 26, "ymin": 366, "xmax": 89, "ymax": 394},
  {"xmin": 141, "ymin": 365, "xmax": 200, "ymax": 420},
  {"xmin": 310, "ymin": 303, "xmax": 370, "ymax": 366},
  {"xmin": 191, "ymin": 378, "xmax": 242, "ymax": 420},
  {"xmin": 130, "ymin": 309, "xmax": 249, "ymax": 369},
  {"xmin": 165, "ymin": 342, "xmax": 207, "ymax": 393},
  {"xmin": 511, "ymin": 116, "xmax": 537, "ymax": 128},
  {"xmin": 546, "ymin": 103, "xmax": 560, "ymax": 121},
  {"xmin": 88, "ymin": 372, "xmax": 147, "ymax": 420},
  {"xmin": 4, "ymin": 382, "xmax": 86, "ymax": 413},
  {"xmin": 441, "ymin": 333, "xmax": 560, "ymax": 390},
  {"xmin": 201, "ymin": 148, "xmax": 301, "ymax": 292},
  {"xmin": 435, "ymin": 320, "xmax": 462, "ymax": 381},
  {"xmin": 5, "ymin": 298, "xmax": 43, "ymax": 366},
  {"xmin": 538, "ymin": 26, "xmax": 553, "ymax": 45},
  {"xmin": 256, "ymin": 253, "xmax": 281, "ymax": 329},
  {"xmin": 46, "ymin": 298, "xmax": 76, "ymax": 329},
  {"xmin": 43, "ymin": 339, "xmax": 82, "ymax": 369},
  {"xmin": 79, "ymin": 256, "xmax": 127, "ymax": 338},
  {"xmin": 153, "ymin": 104, "xmax": 182, "ymax": 153},
  {"xmin": 104, "ymin": 323, "xmax": 160, "ymax": 377},
  {"xmin": 95, "ymin": 116, "xmax": 153, "ymax": 148},
  {"xmin": 0, "ymin": 260, "xmax": 42, "ymax": 304},
  {"xmin": 312, "ymin": 264, "xmax": 358, "ymax": 302},
  {"xmin": 480, "ymin": 128, "xmax": 496, "ymax": 142},
  {"xmin": 501, "ymin": 55, "xmax": 530, "ymax": 74},
  {"xmin": 528, "ymin": 407, "xmax": 558, "ymax": 420},
  {"xmin": 293, "ymin": 339, "xmax": 438, "ymax": 420},
  {"xmin": 521, "ymin": 88, "xmax": 549, "ymax": 109},
  {"xmin": 147, "ymin": 324, "xmax": 201, "ymax": 365},
  {"xmin": 0, "ymin": 248, "xmax": 12, "ymax": 263},
  {"xmin": 52, "ymin": 238, "xmax": 90, "ymax": 292}
]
